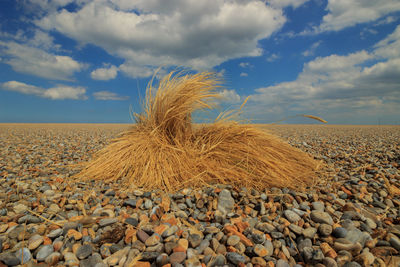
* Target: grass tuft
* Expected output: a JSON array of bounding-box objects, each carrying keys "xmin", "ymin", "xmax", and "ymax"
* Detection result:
[{"xmin": 76, "ymin": 71, "xmax": 321, "ymax": 192}]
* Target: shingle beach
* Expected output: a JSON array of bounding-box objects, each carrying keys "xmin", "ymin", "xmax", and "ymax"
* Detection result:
[{"xmin": 0, "ymin": 124, "xmax": 399, "ymax": 267}]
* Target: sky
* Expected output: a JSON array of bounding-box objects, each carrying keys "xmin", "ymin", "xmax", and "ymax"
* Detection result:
[{"xmin": 0, "ymin": 0, "xmax": 399, "ymax": 124}]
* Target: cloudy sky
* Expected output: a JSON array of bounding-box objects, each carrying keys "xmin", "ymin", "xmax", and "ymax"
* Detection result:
[{"xmin": 1, "ymin": 0, "xmax": 399, "ymax": 124}]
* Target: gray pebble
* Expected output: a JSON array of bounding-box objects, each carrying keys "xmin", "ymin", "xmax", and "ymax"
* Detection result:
[
  {"xmin": 389, "ymin": 236, "xmax": 400, "ymax": 251},
  {"xmin": 276, "ymin": 259, "xmax": 291, "ymax": 267},
  {"xmin": 310, "ymin": 211, "xmax": 334, "ymax": 225},
  {"xmin": 47, "ymin": 228, "xmax": 63, "ymax": 238},
  {"xmin": 283, "ymin": 210, "xmax": 301, "ymax": 222},
  {"xmin": 15, "ymin": 248, "xmax": 31, "ymax": 264},
  {"xmin": 319, "ymin": 224, "xmax": 333, "ymax": 236},
  {"xmin": 98, "ymin": 218, "xmax": 118, "ymax": 227},
  {"xmin": 303, "ymin": 227, "xmax": 317, "ymax": 239},
  {"xmin": 312, "ymin": 201, "xmax": 325, "ymax": 211},
  {"xmin": 0, "ymin": 252, "xmax": 20, "ymax": 266},
  {"xmin": 76, "ymin": 244, "xmax": 93, "ymax": 259},
  {"xmin": 226, "ymin": 252, "xmax": 245, "ymax": 265},
  {"xmin": 36, "ymin": 245, "xmax": 54, "ymax": 261},
  {"xmin": 332, "ymin": 227, "xmax": 347, "ymax": 238}
]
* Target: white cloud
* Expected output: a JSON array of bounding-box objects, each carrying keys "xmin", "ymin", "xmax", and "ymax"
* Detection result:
[
  {"xmin": 118, "ymin": 62, "xmax": 159, "ymax": 79},
  {"xmin": 239, "ymin": 62, "xmax": 253, "ymax": 68},
  {"xmin": 268, "ymin": 0, "xmax": 310, "ymax": 9},
  {"xmin": 36, "ymin": 0, "xmax": 286, "ymax": 78},
  {"xmin": 266, "ymin": 53, "xmax": 280, "ymax": 62},
  {"xmin": 20, "ymin": 0, "xmax": 90, "ymax": 15},
  {"xmin": 219, "ymin": 89, "xmax": 241, "ymax": 104},
  {"xmin": 216, "ymin": 69, "xmax": 226, "ymax": 78},
  {"xmin": 0, "ymin": 41, "xmax": 85, "ymax": 80},
  {"xmin": 93, "ymin": 91, "xmax": 129, "ymax": 100},
  {"xmin": 248, "ymin": 26, "xmax": 400, "ymax": 123},
  {"xmin": 302, "ymin": 40, "xmax": 322, "ymax": 57},
  {"xmin": 91, "ymin": 65, "xmax": 118, "ymax": 80},
  {"xmin": 374, "ymin": 25, "xmax": 400, "ymax": 59},
  {"xmin": 2, "ymin": 81, "xmax": 87, "ymax": 100},
  {"xmin": 374, "ymin": 15, "xmax": 398, "ymax": 26},
  {"xmin": 30, "ymin": 29, "xmax": 61, "ymax": 50},
  {"xmin": 2, "ymin": 81, "xmax": 44, "ymax": 96},
  {"xmin": 240, "ymin": 72, "xmax": 248, "ymax": 77},
  {"xmin": 42, "ymin": 85, "xmax": 87, "ymax": 100},
  {"xmin": 318, "ymin": 0, "xmax": 400, "ymax": 32}
]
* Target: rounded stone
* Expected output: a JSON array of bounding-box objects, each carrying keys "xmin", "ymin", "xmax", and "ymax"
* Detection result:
[
  {"xmin": 226, "ymin": 235, "xmax": 241, "ymax": 246},
  {"xmin": 28, "ymin": 234, "xmax": 44, "ymax": 250},
  {"xmin": 284, "ymin": 210, "xmax": 301, "ymax": 222},
  {"xmin": 332, "ymin": 227, "xmax": 347, "ymax": 238},
  {"xmin": 36, "ymin": 245, "xmax": 54, "ymax": 261},
  {"xmin": 76, "ymin": 244, "xmax": 93, "ymax": 259},
  {"xmin": 15, "ymin": 248, "xmax": 31, "ymax": 264},
  {"xmin": 169, "ymin": 252, "xmax": 186, "ymax": 264},
  {"xmin": 319, "ymin": 224, "xmax": 333, "ymax": 236},
  {"xmin": 253, "ymin": 244, "xmax": 268, "ymax": 257},
  {"xmin": 226, "ymin": 252, "xmax": 245, "ymax": 265},
  {"xmin": 310, "ymin": 211, "xmax": 334, "ymax": 225}
]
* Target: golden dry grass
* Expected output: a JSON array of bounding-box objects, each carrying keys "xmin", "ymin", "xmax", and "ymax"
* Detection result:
[{"xmin": 76, "ymin": 71, "xmax": 321, "ymax": 192}]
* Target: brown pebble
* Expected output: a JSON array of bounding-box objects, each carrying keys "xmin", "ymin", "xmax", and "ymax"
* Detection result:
[
  {"xmin": 67, "ymin": 229, "xmax": 82, "ymax": 240},
  {"xmin": 169, "ymin": 252, "xmax": 186, "ymax": 264}
]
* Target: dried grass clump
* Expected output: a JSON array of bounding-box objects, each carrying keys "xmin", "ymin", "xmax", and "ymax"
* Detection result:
[{"xmin": 77, "ymin": 71, "xmax": 321, "ymax": 192}]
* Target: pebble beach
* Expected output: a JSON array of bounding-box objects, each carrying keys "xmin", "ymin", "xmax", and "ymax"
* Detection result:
[{"xmin": 0, "ymin": 124, "xmax": 399, "ymax": 267}]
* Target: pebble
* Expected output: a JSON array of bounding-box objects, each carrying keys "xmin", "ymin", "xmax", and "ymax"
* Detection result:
[
  {"xmin": 47, "ymin": 228, "xmax": 63, "ymax": 238},
  {"xmin": 169, "ymin": 252, "xmax": 186, "ymax": 264},
  {"xmin": 13, "ymin": 203, "xmax": 28, "ymax": 214},
  {"xmin": 319, "ymin": 224, "xmax": 333, "ymax": 236},
  {"xmin": 0, "ymin": 253, "xmax": 20, "ymax": 266},
  {"xmin": 98, "ymin": 218, "xmax": 118, "ymax": 227},
  {"xmin": 253, "ymin": 244, "xmax": 268, "ymax": 257},
  {"xmin": 28, "ymin": 234, "xmax": 44, "ymax": 250},
  {"xmin": 15, "ymin": 248, "xmax": 31, "ymax": 263},
  {"xmin": 303, "ymin": 227, "xmax": 317, "ymax": 239},
  {"xmin": 45, "ymin": 252, "xmax": 61, "ymax": 265},
  {"xmin": 227, "ymin": 235, "xmax": 241, "ymax": 246},
  {"xmin": 283, "ymin": 209, "xmax": 301, "ymax": 222},
  {"xmin": 332, "ymin": 227, "xmax": 348, "ymax": 238},
  {"xmin": 390, "ymin": 236, "xmax": 400, "ymax": 251},
  {"xmin": 226, "ymin": 252, "xmax": 245, "ymax": 265},
  {"xmin": 310, "ymin": 211, "xmax": 334, "ymax": 225},
  {"xmin": 125, "ymin": 217, "xmax": 139, "ymax": 227},
  {"xmin": 64, "ymin": 252, "xmax": 80, "ymax": 266},
  {"xmin": 276, "ymin": 259, "xmax": 291, "ymax": 267},
  {"xmin": 312, "ymin": 201, "xmax": 325, "ymax": 211},
  {"xmin": 36, "ymin": 245, "xmax": 54, "ymax": 261},
  {"xmin": 76, "ymin": 244, "xmax": 93, "ymax": 259},
  {"xmin": 217, "ymin": 189, "xmax": 235, "ymax": 216}
]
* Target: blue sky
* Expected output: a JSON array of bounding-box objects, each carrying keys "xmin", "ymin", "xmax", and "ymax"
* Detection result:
[{"xmin": 1, "ymin": 0, "xmax": 399, "ymax": 124}]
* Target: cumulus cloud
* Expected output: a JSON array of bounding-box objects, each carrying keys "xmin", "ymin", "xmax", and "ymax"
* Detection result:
[
  {"xmin": 318, "ymin": 0, "xmax": 400, "ymax": 32},
  {"xmin": 248, "ymin": 26, "xmax": 400, "ymax": 123},
  {"xmin": 268, "ymin": 0, "xmax": 310, "ymax": 9},
  {"xmin": 91, "ymin": 65, "xmax": 118, "ymax": 80},
  {"xmin": 36, "ymin": 0, "xmax": 286, "ymax": 78},
  {"xmin": 20, "ymin": 0, "xmax": 90, "ymax": 15},
  {"xmin": 219, "ymin": 89, "xmax": 241, "ymax": 104},
  {"xmin": 0, "ymin": 41, "xmax": 85, "ymax": 80},
  {"xmin": 2, "ymin": 81, "xmax": 87, "ymax": 100},
  {"xmin": 93, "ymin": 91, "xmax": 129, "ymax": 100},
  {"xmin": 374, "ymin": 25, "xmax": 400, "ymax": 59}
]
